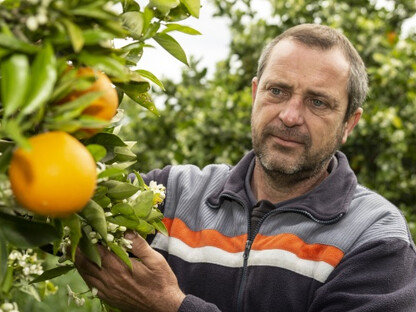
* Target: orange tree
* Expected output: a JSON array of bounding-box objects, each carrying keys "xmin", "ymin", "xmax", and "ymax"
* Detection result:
[{"xmin": 0, "ymin": 0, "xmax": 200, "ymax": 310}]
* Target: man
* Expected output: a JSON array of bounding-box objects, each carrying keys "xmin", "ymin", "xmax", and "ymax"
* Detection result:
[{"xmin": 76, "ymin": 24, "xmax": 416, "ymax": 311}]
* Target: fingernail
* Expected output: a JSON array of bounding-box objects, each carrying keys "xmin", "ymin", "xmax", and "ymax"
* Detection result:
[{"xmin": 124, "ymin": 230, "xmax": 138, "ymax": 240}]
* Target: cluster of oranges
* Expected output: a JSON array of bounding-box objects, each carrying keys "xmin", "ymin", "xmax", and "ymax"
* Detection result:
[{"xmin": 9, "ymin": 68, "xmax": 118, "ymax": 218}]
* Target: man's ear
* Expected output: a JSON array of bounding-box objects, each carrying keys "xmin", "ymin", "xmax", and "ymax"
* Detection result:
[
  {"xmin": 252, "ymin": 77, "xmax": 258, "ymax": 103},
  {"xmin": 342, "ymin": 107, "xmax": 363, "ymax": 144}
]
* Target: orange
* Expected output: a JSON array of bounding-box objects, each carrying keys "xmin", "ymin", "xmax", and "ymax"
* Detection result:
[
  {"xmin": 9, "ymin": 131, "xmax": 97, "ymax": 217},
  {"xmin": 60, "ymin": 67, "xmax": 119, "ymax": 136}
]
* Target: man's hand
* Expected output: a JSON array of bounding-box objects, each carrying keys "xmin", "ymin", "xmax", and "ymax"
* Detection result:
[{"xmin": 75, "ymin": 231, "xmax": 185, "ymax": 312}]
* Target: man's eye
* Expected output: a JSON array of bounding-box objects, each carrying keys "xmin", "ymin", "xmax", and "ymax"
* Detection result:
[
  {"xmin": 270, "ymin": 88, "xmax": 281, "ymax": 95},
  {"xmin": 312, "ymin": 99, "xmax": 325, "ymax": 107}
]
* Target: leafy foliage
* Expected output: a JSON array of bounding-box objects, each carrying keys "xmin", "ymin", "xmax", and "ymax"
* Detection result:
[
  {"xmin": 0, "ymin": 0, "xmax": 201, "ymax": 309},
  {"xmin": 120, "ymin": 0, "xmax": 416, "ymax": 238}
]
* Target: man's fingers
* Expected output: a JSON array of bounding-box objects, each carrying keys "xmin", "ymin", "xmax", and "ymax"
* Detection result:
[{"xmin": 125, "ymin": 231, "xmax": 162, "ymax": 267}]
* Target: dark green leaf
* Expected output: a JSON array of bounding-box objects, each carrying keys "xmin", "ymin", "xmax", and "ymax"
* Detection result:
[
  {"xmin": 30, "ymin": 265, "xmax": 75, "ymax": 284},
  {"xmin": 108, "ymin": 242, "xmax": 132, "ymax": 269},
  {"xmin": 79, "ymin": 200, "xmax": 108, "ymax": 242},
  {"xmin": 125, "ymin": 91, "xmax": 159, "ymax": 116},
  {"xmin": 0, "ymin": 212, "xmax": 60, "ymax": 248},
  {"xmin": 103, "ymin": 180, "xmax": 140, "ymax": 200},
  {"xmin": 0, "ymin": 231, "xmax": 8, "ymax": 286},
  {"xmin": 61, "ymin": 214, "xmax": 82, "ymax": 261},
  {"xmin": 153, "ymin": 33, "xmax": 188, "ymax": 66},
  {"xmin": 85, "ymin": 132, "xmax": 127, "ymax": 147},
  {"xmin": 0, "ymin": 146, "xmax": 13, "ymax": 174},
  {"xmin": 114, "ymin": 146, "xmax": 137, "ymax": 162},
  {"xmin": 78, "ymin": 228, "xmax": 101, "ymax": 267}
]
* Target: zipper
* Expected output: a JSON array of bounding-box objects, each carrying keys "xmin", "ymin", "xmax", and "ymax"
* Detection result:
[
  {"xmin": 221, "ymin": 194, "xmax": 345, "ymax": 312},
  {"xmin": 220, "ymin": 193, "xmax": 251, "ymax": 312}
]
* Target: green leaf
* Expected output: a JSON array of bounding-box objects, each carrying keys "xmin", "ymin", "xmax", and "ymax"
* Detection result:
[
  {"xmin": 0, "ymin": 34, "xmax": 38, "ymax": 54},
  {"xmin": 78, "ymin": 52, "xmax": 128, "ymax": 81},
  {"xmin": 98, "ymin": 167, "xmax": 126, "ymax": 179},
  {"xmin": 153, "ymin": 33, "xmax": 188, "ymax": 66},
  {"xmin": 1, "ymin": 266, "xmax": 13, "ymax": 294},
  {"xmin": 132, "ymin": 190, "xmax": 154, "ymax": 219},
  {"xmin": 161, "ymin": 23, "xmax": 201, "ymax": 35},
  {"xmin": 113, "ymin": 146, "xmax": 137, "ymax": 162},
  {"xmin": 0, "ymin": 212, "xmax": 60, "ymax": 248},
  {"xmin": 135, "ymin": 220, "xmax": 155, "ymax": 236},
  {"xmin": 30, "ymin": 265, "xmax": 75, "ymax": 284},
  {"xmin": 0, "ymin": 146, "xmax": 13, "ymax": 174},
  {"xmin": 108, "ymin": 242, "xmax": 132, "ymax": 270},
  {"xmin": 49, "ymin": 91, "xmax": 103, "ymax": 119},
  {"xmin": 132, "ymin": 171, "xmax": 146, "ymax": 190},
  {"xmin": 71, "ymin": 4, "xmax": 117, "ymax": 20},
  {"xmin": 2, "ymin": 119, "xmax": 31, "ymax": 150},
  {"xmin": 0, "ymin": 231, "xmax": 8, "ymax": 286},
  {"xmin": 122, "ymin": 11, "xmax": 144, "ymax": 39},
  {"xmin": 124, "ymin": 91, "xmax": 159, "ymax": 116},
  {"xmin": 181, "ymin": 0, "xmax": 200, "ymax": 18},
  {"xmin": 111, "ymin": 202, "xmax": 135, "ymax": 216},
  {"xmin": 78, "ymin": 228, "xmax": 101, "ymax": 267},
  {"xmin": 22, "ymin": 43, "xmax": 57, "ymax": 115},
  {"xmin": 136, "ymin": 69, "xmax": 165, "ymax": 90},
  {"xmin": 84, "ymin": 132, "xmax": 127, "ymax": 147},
  {"xmin": 149, "ymin": 0, "xmax": 180, "ymax": 15},
  {"xmin": 86, "ymin": 144, "xmax": 107, "ymax": 162},
  {"xmin": 151, "ymin": 219, "xmax": 168, "ymax": 236},
  {"xmin": 79, "ymin": 200, "xmax": 108, "ymax": 242},
  {"xmin": 103, "ymin": 180, "xmax": 140, "ymax": 200},
  {"xmin": 61, "ymin": 19, "xmax": 84, "ymax": 53},
  {"xmin": 107, "ymin": 215, "xmax": 140, "ymax": 229},
  {"xmin": 61, "ymin": 214, "xmax": 82, "ymax": 261},
  {"xmin": 1, "ymin": 54, "xmax": 30, "ymax": 117}
]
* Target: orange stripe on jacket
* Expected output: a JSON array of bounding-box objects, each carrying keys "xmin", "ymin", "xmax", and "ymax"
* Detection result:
[
  {"xmin": 163, "ymin": 217, "xmax": 246, "ymax": 253},
  {"xmin": 252, "ymin": 233, "xmax": 344, "ymax": 267},
  {"xmin": 162, "ymin": 218, "xmax": 344, "ymax": 266}
]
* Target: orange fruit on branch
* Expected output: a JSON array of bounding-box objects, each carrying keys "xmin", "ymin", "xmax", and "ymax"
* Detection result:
[
  {"xmin": 59, "ymin": 67, "xmax": 119, "ymax": 136},
  {"xmin": 9, "ymin": 131, "xmax": 97, "ymax": 217}
]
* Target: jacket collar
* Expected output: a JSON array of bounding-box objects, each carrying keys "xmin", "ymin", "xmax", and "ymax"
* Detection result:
[{"xmin": 206, "ymin": 150, "xmax": 357, "ymax": 222}]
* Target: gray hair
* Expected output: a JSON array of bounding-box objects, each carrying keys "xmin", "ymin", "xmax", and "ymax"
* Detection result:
[{"xmin": 257, "ymin": 24, "xmax": 368, "ymax": 120}]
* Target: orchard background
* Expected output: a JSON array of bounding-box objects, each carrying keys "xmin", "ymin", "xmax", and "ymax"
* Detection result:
[
  {"xmin": 121, "ymin": 0, "xmax": 416, "ymax": 238},
  {"xmin": 1, "ymin": 0, "xmax": 416, "ymax": 311}
]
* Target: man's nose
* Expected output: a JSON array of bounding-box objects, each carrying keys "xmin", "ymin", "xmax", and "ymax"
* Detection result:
[{"xmin": 278, "ymin": 95, "xmax": 304, "ymax": 127}]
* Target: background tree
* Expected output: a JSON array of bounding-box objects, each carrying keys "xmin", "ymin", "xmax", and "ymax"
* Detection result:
[{"xmin": 120, "ymin": 0, "xmax": 416, "ymax": 238}]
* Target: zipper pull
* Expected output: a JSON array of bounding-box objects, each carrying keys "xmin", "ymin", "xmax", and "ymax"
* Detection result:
[{"xmin": 243, "ymin": 239, "xmax": 253, "ymax": 260}]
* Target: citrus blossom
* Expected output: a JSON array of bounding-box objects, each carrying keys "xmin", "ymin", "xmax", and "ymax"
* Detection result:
[{"xmin": 9, "ymin": 131, "xmax": 97, "ymax": 217}]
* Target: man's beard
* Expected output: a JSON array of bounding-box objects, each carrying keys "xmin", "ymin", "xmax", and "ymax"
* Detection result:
[{"xmin": 252, "ymin": 122, "xmax": 343, "ymax": 182}]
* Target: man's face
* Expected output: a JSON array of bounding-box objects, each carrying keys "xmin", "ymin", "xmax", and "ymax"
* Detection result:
[{"xmin": 251, "ymin": 39, "xmax": 361, "ymax": 178}]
